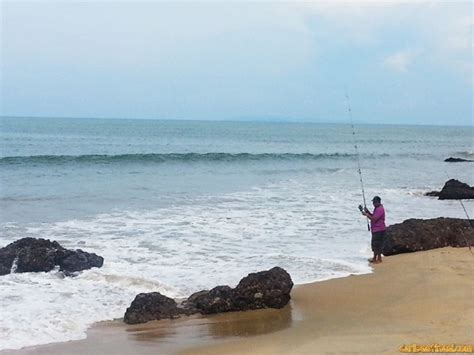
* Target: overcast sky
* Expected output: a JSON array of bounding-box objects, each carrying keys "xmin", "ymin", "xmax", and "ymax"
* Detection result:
[{"xmin": 0, "ymin": 1, "xmax": 472, "ymax": 125}]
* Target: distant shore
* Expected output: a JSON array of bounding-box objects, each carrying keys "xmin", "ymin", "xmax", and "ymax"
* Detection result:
[{"xmin": 5, "ymin": 247, "xmax": 473, "ymax": 355}]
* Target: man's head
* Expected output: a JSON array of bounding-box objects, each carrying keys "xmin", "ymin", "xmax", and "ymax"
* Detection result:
[{"xmin": 372, "ymin": 196, "xmax": 381, "ymax": 207}]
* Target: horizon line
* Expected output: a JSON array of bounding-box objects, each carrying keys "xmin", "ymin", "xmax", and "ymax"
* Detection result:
[{"xmin": 1, "ymin": 114, "xmax": 472, "ymax": 128}]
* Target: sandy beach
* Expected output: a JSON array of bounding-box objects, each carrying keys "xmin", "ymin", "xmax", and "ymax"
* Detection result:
[
  {"xmin": 5, "ymin": 246, "xmax": 473, "ymax": 355},
  {"xmin": 2, "ymin": 1, "xmax": 473, "ymax": 353}
]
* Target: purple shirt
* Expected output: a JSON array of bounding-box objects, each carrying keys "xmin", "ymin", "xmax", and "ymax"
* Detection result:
[{"xmin": 371, "ymin": 205, "xmax": 386, "ymax": 232}]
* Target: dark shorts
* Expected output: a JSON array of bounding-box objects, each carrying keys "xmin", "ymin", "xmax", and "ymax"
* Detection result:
[{"xmin": 371, "ymin": 231, "xmax": 386, "ymax": 254}]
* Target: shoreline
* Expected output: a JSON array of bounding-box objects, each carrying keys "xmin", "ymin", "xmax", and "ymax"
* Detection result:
[{"xmin": 4, "ymin": 247, "xmax": 473, "ymax": 354}]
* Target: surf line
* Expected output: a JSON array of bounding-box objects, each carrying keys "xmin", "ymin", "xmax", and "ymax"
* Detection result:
[{"xmin": 345, "ymin": 90, "xmax": 370, "ymax": 231}]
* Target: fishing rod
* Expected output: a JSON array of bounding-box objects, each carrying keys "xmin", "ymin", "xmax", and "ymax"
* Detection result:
[{"xmin": 345, "ymin": 90, "xmax": 370, "ymax": 231}]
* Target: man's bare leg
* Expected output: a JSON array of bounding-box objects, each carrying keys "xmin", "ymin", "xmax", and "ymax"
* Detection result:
[
  {"xmin": 368, "ymin": 252, "xmax": 377, "ymax": 263},
  {"xmin": 373, "ymin": 254, "xmax": 382, "ymax": 263}
]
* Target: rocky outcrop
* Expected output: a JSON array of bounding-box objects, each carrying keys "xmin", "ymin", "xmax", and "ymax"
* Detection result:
[
  {"xmin": 0, "ymin": 237, "xmax": 104, "ymax": 276},
  {"xmin": 55, "ymin": 249, "xmax": 104, "ymax": 274},
  {"xmin": 123, "ymin": 266, "xmax": 293, "ymax": 324},
  {"xmin": 425, "ymin": 179, "xmax": 474, "ymax": 200},
  {"xmin": 186, "ymin": 267, "xmax": 293, "ymax": 315},
  {"xmin": 444, "ymin": 157, "xmax": 474, "ymax": 162},
  {"xmin": 190, "ymin": 286, "xmax": 235, "ymax": 314},
  {"xmin": 180, "ymin": 290, "xmax": 209, "ymax": 315},
  {"xmin": 383, "ymin": 218, "xmax": 473, "ymax": 256},
  {"xmin": 232, "ymin": 267, "xmax": 293, "ymax": 311},
  {"xmin": 124, "ymin": 292, "xmax": 181, "ymax": 325}
]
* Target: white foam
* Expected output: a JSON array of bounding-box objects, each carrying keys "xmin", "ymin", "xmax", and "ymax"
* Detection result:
[
  {"xmin": 9, "ymin": 257, "xmax": 18, "ymax": 273},
  {"xmin": 1, "ymin": 177, "xmax": 473, "ymax": 350}
]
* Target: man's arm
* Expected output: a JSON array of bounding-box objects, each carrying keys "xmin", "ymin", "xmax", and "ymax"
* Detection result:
[
  {"xmin": 362, "ymin": 210, "xmax": 375, "ymax": 221},
  {"xmin": 364, "ymin": 208, "xmax": 383, "ymax": 222},
  {"xmin": 362, "ymin": 206, "xmax": 373, "ymax": 217}
]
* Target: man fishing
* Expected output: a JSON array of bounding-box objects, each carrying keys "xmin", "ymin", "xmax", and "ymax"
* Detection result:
[{"xmin": 360, "ymin": 196, "xmax": 386, "ymax": 264}]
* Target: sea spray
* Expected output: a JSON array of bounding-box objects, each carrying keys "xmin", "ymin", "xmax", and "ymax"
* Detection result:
[{"xmin": 10, "ymin": 256, "xmax": 18, "ymax": 273}]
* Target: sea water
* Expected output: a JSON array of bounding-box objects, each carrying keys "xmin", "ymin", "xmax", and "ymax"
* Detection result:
[{"xmin": 0, "ymin": 116, "xmax": 472, "ymax": 350}]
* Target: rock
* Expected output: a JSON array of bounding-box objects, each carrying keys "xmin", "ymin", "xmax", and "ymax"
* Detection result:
[
  {"xmin": 124, "ymin": 292, "xmax": 181, "ymax": 324},
  {"xmin": 383, "ymin": 218, "xmax": 473, "ymax": 256},
  {"xmin": 233, "ymin": 267, "xmax": 294, "ymax": 311},
  {"xmin": 184, "ymin": 268, "xmax": 294, "ymax": 315},
  {"xmin": 191, "ymin": 286, "xmax": 234, "ymax": 314},
  {"xmin": 425, "ymin": 179, "xmax": 474, "ymax": 200},
  {"xmin": 185, "ymin": 290, "xmax": 209, "ymax": 305},
  {"xmin": 0, "ymin": 237, "xmax": 104, "ymax": 276},
  {"xmin": 16, "ymin": 246, "xmax": 57, "ymax": 273},
  {"xmin": 125, "ymin": 267, "xmax": 294, "ymax": 324},
  {"xmin": 179, "ymin": 290, "xmax": 209, "ymax": 315},
  {"xmin": 56, "ymin": 249, "xmax": 104, "ymax": 274},
  {"xmin": 444, "ymin": 157, "xmax": 474, "ymax": 162},
  {"xmin": 0, "ymin": 264, "xmax": 10, "ymax": 275},
  {"xmin": 0, "ymin": 238, "xmax": 59, "ymax": 275},
  {"xmin": 438, "ymin": 179, "xmax": 474, "ymax": 200}
]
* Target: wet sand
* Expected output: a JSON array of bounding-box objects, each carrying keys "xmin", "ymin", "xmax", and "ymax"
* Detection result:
[{"xmin": 5, "ymin": 247, "xmax": 473, "ymax": 355}]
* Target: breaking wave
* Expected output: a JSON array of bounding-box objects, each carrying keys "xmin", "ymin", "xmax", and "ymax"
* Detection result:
[{"xmin": 0, "ymin": 152, "xmax": 360, "ymax": 166}]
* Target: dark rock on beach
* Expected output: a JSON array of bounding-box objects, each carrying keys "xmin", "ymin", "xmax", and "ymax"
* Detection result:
[
  {"xmin": 444, "ymin": 157, "xmax": 474, "ymax": 162},
  {"xmin": 186, "ymin": 266, "xmax": 293, "ymax": 315},
  {"xmin": 425, "ymin": 179, "xmax": 474, "ymax": 200},
  {"xmin": 233, "ymin": 267, "xmax": 293, "ymax": 311},
  {"xmin": 180, "ymin": 290, "xmax": 209, "ymax": 315},
  {"xmin": 191, "ymin": 285, "xmax": 235, "ymax": 314},
  {"xmin": 383, "ymin": 217, "xmax": 473, "ymax": 256},
  {"xmin": 124, "ymin": 292, "xmax": 181, "ymax": 325},
  {"xmin": 0, "ymin": 237, "xmax": 104, "ymax": 276},
  {"xmin": 123, "ymin": 266, "xmax": 293, "ymax": 324}
]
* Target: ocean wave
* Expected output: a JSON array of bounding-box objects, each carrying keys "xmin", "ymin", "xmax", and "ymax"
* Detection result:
[
  {"xmin": 0, "ymin": 152, "xmax": 360, "ymax": 165},
  {"xmin": 453, "ymin": 151, "xmax": 474, "ymax": 158}
]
